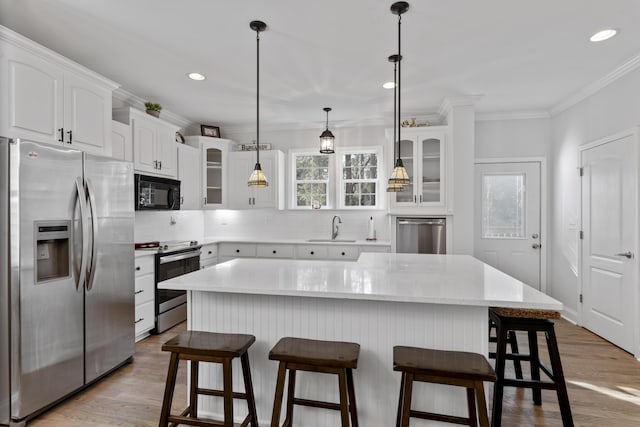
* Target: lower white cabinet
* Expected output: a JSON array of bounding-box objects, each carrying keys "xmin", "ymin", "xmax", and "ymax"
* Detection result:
[
  {"xmin": 200, "ymin": 243, "xmax": 218, "ymax": 269},
  {"xmin": 295, "ymin": 245, "xmax": 329, "ymax": 260},
  {"xmin": 327, "ymin": 245, "xmax": 359, "ymax": 260},
  {"xmin": 134, "ymin": 254, "xmax": 155, "ymax": 341},
  {"xmin": 256, "ymin": 244, "xmax": 295, "ymax": 258}
]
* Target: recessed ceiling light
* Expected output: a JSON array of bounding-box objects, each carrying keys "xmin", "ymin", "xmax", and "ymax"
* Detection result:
[
  {"xmin": 590, "ymin": 29, "xmax": 617, "ymax": 42},
  {"xmin": 187, "ymin": 72, "xmax": 206, "ymax": 81},
  {"xmin": 383, "ymin": 81, "xmax": 396, "ymax": 89}
]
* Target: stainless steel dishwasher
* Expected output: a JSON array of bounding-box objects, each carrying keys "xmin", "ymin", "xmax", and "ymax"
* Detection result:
[{"xmin": 396, "ymin": 218, "xmax": 446, "ymax": 254}]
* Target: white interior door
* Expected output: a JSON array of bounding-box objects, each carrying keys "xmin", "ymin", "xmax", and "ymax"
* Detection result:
[
  {"xmin": 474, "ymin": 162, "xmax": 541, "ymax": 289},
  {"xmin": 581, "ymin": 133, "xmax": 637, "ymax": 354}
]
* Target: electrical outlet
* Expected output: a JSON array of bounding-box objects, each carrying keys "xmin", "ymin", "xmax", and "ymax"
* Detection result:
[{"xmin": 170, "ymin": 215, "xmax": 177, "ymax": 225}]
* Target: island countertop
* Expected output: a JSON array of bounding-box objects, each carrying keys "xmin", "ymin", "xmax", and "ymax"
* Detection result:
[{"xmin": 160, "ymin": 252, "xmax": 562, "ymax": 310}]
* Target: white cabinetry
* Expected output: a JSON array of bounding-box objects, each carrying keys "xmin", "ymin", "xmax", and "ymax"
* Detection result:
[
  {"xmin": 218, "ymin": 243, "xmax": 257, "ymax": 263},
  {"xmin": 177, "ymin": 144, "xmax": 201, "ymax": 209},
  {"xmin": 113, "ymin": 108, "xmax": 178, "ymax": 178},
  {"xmin": 218, "ymin": 242, "xmax": 390, "ymax": 262},
  {"xmin": 0, "ymin": 27, "xmax": 117, "ymax": 155},
  {"xmin": 388, "ymin": 127, "xmax": 450, "ymax": 213},
  {"xmin": 227, "ymin": 150, "xmax": 285, "ymax": 209},
  {"xmin": 185, "ymin": 136, "xmax": 230, "ymax": 209},
  {"xmin": 200, "ymin": 243, "xmax": 218, "ymax": 269},
  {"xmin": 256, "ymin": 244, "xmax": 295, "ymax": 259},
  {"xmin": 134, "ymin": 254, "xmax": 155, "ymax": 341},
  {"xmin": 111, "ymin": 120, "xmax": 132, "ymax": 161}
]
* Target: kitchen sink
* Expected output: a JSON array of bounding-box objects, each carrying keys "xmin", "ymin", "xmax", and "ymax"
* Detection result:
[{"xmin": 307, "ymin": 239, "xmax": 357, "ymax": 243}]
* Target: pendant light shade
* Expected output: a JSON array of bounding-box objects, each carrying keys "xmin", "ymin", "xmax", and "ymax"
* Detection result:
[
  {"xmin": 387, "ymin": 2, "xmax": 410, "ymax": 189},
  {"xmin": 248, "ymin": 20, "xmax": 269, "ymax": 188},
  {"xmin": 319, "ymin": 107, "xmax": 335, "ymax": 154}
]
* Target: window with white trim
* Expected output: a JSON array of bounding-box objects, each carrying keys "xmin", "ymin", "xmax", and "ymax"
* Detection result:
[
  {"xmin": 291, "ymin": 152, "xmax": 332, "ymax": 209},
  {"xmin": 337, "ymin": 147, "xmax": 382, "ymax": 209}
]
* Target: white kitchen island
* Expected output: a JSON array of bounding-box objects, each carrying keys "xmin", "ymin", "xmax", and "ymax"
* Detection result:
[{"xmin": 160, "ymin": 253, "xmax": 562, "ymax": 426}]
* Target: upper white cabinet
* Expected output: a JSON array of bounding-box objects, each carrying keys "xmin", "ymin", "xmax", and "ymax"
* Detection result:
[
  {"xmin": 0, "ymin": 26, "xmax": 117, "ymax": 155},
  {"xmin": 177, "ymin": 143, "xmax": 201, "ymax": 209},
  {"xmin": 111, "ymin": 120, "xmax": 132, "ymax": 161},
  {"xmin": 227, "ymin": 150, "xmax": 285, "ymax": 209},
  {"xmin": 185, "ymin": 136, "xmax": 230, "ymax": 209},
  {"xmin": 113, "ymin": 108, "xmax": 178, "ymax": 178},
  {"xmin": 388, "ymin": 126, "xmax": 450, "ymax": 213}
]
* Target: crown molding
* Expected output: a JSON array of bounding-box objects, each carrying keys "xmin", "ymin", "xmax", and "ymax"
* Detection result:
[
  {"xmin": 0, "ymin": 24, "xmax": 119, "ymax": 90},
  {"xmin": 550, "ymin": 52, "xmax": 640, "ymax": 116},
  {"xmin": 112, "ymin": 87, "xmax": 192, "ymax": 129},
  {"xmin": 476, "ymin": 110, "xmax": 551, "ymax": 122},
  {"xmin": 438, "ymin": 95, "xmax": 484, "ymax": 117}
]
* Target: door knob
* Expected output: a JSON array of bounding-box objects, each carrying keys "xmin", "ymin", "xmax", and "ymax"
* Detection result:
[
  {"xmin": 531, "ymin": 233, "xmax": 539, "ymax": 239},
  {"xmin": 532, "ymin": 243, "xmax": 541, "ymax": 249},
  {"xmin": 615, "ymin": 251, "xmax": 634, "ymax": 259}
]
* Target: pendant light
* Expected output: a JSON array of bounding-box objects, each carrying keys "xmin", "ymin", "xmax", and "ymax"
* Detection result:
[
  {"xmin": 387, "ymin": 2, "xmax": 410, "ymax": 188},
  {"xmin": 319, "ymin": 107, "xmax": 335, "ymax": 154},
  {"xmin": 386, "ymin": 54, "xmax": 404, "ymax": 192},
  {"xmin": 248, "ymin": 20, "xmax": 268, "ymax": 188}
]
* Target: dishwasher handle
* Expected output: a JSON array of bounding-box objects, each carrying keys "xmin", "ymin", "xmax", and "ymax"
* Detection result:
[{"xmin": 397, "ymin": 219, "xmax": 445, "ymax": 226}]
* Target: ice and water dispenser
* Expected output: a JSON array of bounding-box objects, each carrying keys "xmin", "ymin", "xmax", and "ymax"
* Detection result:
[{"xmin": 35, "ymin": 221, "xmax": 71, "ymax": 283}]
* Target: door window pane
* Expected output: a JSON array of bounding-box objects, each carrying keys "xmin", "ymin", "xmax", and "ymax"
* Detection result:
[{"xmin": 482, "ymin": 174, "xmax": 525, "ymax": 238}]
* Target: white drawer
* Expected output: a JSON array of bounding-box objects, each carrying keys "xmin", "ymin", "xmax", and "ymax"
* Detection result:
[
  {"xmin": 359, "ymin": 245, "xmax": 390, "ymax": 254},
  {"xmin": 135, "ymin": 273, "xmax": 154, "ymax": 305},
  {"xmin": 219, "ymin": 243, "xmax": 257, "ymax": 257},
  {"xmin": 200, "ymin": 244, "xmax": 218, "ymax": 261},
  {"xmin": 134, "ymin": 300, "xmax": 155, "ymax": 337},
  {"xmin": 327, "ymin": 245, "xmax": 359, "ymax": 260},
  {"xmin": 295, "ymin": 245, "xmax": 328, "ymax": 260},
  {"xmin": 256, "ymin": 244, "xmax": 295, "ymax": 259},
  {"xmin": 200, "ymin": 258, "xmax": 217, "ymax": 269},
  {"xmin": 135, "ymin": 255, "xmax": 154, "ymax": 277}
]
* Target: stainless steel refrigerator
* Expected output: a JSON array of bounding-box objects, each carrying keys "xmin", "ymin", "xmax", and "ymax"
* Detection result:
[{"xmin": 0, "ymin": 137, "xmax": 134, "ymax": 426}]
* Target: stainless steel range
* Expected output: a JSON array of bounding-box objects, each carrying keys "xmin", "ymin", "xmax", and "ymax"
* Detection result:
[{"xmin": 136, "ymin": 240, "xmax": 201, "ymax": 333}]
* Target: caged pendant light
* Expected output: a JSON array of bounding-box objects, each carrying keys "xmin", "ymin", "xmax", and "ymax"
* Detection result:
[
  {"xmin": 387, "ymin": 2, "xmax": 410, "ymax": 188},
  {"xmin": 247, "ymin": 20, "xmax": 269, "ymax": 188},
  {"xmin": 386, "ymin": 54, "xmax": 404, "ymax": 192},
  {"xmin": 319, "ymin": 107, "xmax": 335, "ymax": 154}
]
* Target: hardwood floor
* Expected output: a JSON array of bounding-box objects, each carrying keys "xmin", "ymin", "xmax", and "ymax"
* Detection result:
[{"xmin": 25, "ymin": 319, "xmax": 640, "ymax": 426}]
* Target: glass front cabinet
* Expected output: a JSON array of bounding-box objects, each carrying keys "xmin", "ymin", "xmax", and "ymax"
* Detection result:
[
  {"xmin": 388, "ymin": 127, "xmax": 448, "ymax": 210},
  {"xmin": 185, "ymin": 136, "xmax": 230, "ymax": 209}
]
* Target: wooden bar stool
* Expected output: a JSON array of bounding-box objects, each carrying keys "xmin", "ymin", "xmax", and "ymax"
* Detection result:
[
  {"xmin": 489, "ymin": 307, "xmax": 574, "ymax": 427},
  {"xmin": 394, "ymin": 346, "xmax": 496, "ymax": 427},
  {"xmin": 269, "ymin": 337, "xmax": 360, "ymax": 427},
  {"xmin": 159, "ymin": 331, "xmax": 259, "ymax": 427}
]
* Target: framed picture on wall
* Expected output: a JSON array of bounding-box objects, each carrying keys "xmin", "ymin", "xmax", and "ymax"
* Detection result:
[{"xmin": 201, "ymin": 125, "xmax": 220, "ymax": 138}]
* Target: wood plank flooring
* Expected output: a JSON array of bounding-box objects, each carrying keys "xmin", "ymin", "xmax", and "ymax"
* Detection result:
[{"xmin": 24, "ymin": 319, "xmax": 640, "ymax": 426}]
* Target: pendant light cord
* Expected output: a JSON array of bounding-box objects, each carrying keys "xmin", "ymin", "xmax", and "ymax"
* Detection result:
[
  {"xmin": 256, "ymin": 29, "xmax": 260, "ymax": 164},
  {"xmin": 393, "ymin": 59, "xmax": 397, "ymax": 162},
  {"xmin": 397, "ymin": 13, "xmax": 402, "ymax": 162},
  {"xmin": 326, "ymin": 110, "xmax": 329, "ymax": 131}
]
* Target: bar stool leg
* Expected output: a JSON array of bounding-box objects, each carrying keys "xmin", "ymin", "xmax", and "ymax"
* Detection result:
[
  {"xmin": 508, "ymin": 331, "xmax": 523, "ymax": 379},
  {"xmin": 271, "ymin": 362, "xmax": 287, "ymax": 427},
  {"xmin": 189, "ymin": 361, "xmax": 199, "ymax": 418},
  {"xmin": 346, "ymin": 368, "xmax": 359, "ymax": 427},
  {"xmin": 491, "ymin": 319, "xmax": 509, "ymax": 427},
  {"xmin": 240, "ymin": 353, "xmax": 259, "ymax": 427},
  {"xmin": 283, "ymin": 369, "xmax": 296, "ymax": 427},
  {"xmin": 159, "ymin": 352, "xmax": 179, "ymax": 427},
  {"xmin": 396, "ymin": 372, "xmax": 406, "ymax": 427},
  {"xmin": 400, "ymin": 372, "xmax": 414, "ymax": 427},
  {"xmin": 466, "ymin": 387, "xmax": 477, "ymax": 427},
  {"xmin": 222, "ymin": 359, "xmax": 233, "ymax": 427},
  {"xmin": 545, "ymin": 328, "xmax": 574, "ymax": 427},
  {"xmin": 337, "ymin": 370, "xmax": 350, "ymax": 427},
  {"xmin": 528, "ymin": 330, "xmax": 542, "ymax": 405},
  {"xmin": 474, "ymin": 381, "xmax": 490, "ymax": 427}
]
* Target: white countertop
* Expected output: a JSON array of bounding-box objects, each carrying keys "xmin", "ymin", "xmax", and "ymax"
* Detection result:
[
  {"xmin": 201, "ymin": 237, "xmax": 391, "ymax": 247},
  {"xmin": 160, "ymin": 252, "xmax": 562, "ymax": 310}
]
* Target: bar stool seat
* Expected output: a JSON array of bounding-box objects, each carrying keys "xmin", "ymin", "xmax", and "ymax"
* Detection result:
[
  {"xmin": 269, "ymin": 337, "xmax": 360, "ymax": 427},
  {"xmin": 489, "ymin": 307, "xmax": 574, "ymax": 427},
  {"xmin": 394, "ymin": 346, "xmax": 496, "ymax": 427},
  {"xmin": 159, "ymin": 331, "xmax": 259, "ymax": 427}
]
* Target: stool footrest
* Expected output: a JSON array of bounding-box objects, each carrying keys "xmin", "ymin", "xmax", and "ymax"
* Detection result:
[
  {"xmin": 502, "ymin": 378, "xmax": 559, "ymax": 390},
  {"xmin": 196, "ymin": 387, "xmax": 249, "ymax": 400},
  {"xmin": 293, "ymin": 397, "xmax": 341, "ymax": 411},
  {"xmin": 410, "ymin": 409, "xmax": 471, "ymax": 425},
  {"xmin": 168, "ymin": 414, "xmax": 225, "ymax": 427}
]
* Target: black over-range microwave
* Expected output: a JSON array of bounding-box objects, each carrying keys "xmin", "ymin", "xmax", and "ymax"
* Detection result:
[{"xmin": 134, "ymin": 174, "xmax": 181, "ymax": 210}]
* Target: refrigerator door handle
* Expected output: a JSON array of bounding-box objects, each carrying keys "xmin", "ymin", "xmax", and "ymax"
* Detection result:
[
  {"xmin": 85, "ymin": 178, "xmax": 99, "ymax": 291},
  {"xmin": 75, "ymin": 177, "xmax": 89, "ymax": 291}
]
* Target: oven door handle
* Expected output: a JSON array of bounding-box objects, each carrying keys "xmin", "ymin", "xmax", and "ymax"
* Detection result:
[{"xmin": 159, "ymin": 251, "xmax": 201, "ymax": 264}]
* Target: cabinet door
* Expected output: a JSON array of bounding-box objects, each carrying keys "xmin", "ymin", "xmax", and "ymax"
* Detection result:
[
  {"xmin": 111, "ymin": 120, "xmax": 132, "ymax": 161},
  {"xmin": 63, "ymin": 71, "xmax": 111, "ymax": 156},
  {"xmin": 132, "ymin": 117, "xmax": 156, "ymax": 173},
  {"xmin": 227, "ymin": 152, "xmax": 253, "ymax": 208},
  {"xmin": 202, "ymin": 141, "xmax": 227, "ymax": 208},
  {"xmin": 178, "ymin": 144, "xmax": 201, "ymax": 209},
  {"xmin": 419, "ymin": 135, "xmax": 445, "ymax": 205},
  {"xmin": 155, "ymin": 122, "xmax": 177, "ymax": 178},
  {"xmin": 1, "ymin": 47, "xmax": 64, "ymax": 143}
]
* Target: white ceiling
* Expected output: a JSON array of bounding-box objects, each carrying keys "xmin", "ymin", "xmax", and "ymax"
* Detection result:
[{"xmin": 1, "ymin": 0, "xmax": 639, "ymax": 128}]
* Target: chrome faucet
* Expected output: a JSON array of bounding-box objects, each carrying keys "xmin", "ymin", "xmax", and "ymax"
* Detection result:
[{"xmin": 331, "ymin": 215, "xmax": 342, "ymax": 240}]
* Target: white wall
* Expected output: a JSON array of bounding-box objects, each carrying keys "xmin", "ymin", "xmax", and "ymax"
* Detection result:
[
  {"xmin": 550, "ymin": 69, "xmax": 640, "ymax": 320},
  {"xmin": 135, "ymin": 210, "xmax": 204, "ymax": 243},
  {"xmin": 475, "ymin": 118, "xmax": 551, "ymax": 159}
]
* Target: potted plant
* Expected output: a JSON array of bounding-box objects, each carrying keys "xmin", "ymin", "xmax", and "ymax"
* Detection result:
[{"xmin": 144, "ymin": 102, "xmax": 162, "ymax": 118}]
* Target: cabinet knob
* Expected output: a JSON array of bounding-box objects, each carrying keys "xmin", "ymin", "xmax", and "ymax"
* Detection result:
[
  {"xmin": 135, "ymin": 290, "xmax": 144, "ymax": 295},
  {"xmin": 273, "ymin": 250, "xmax": 277, "ymax": 254},
  {"xmin": 135, "ymin": 266, "xmax": 141, "ymax": 271},
  {"xmin": 58, "ymin": 128, "xmax": 64, "ymax": 143},
  {"xmin": 208, "ymin": 251, "xmax": 212, "ymax": 255},
  {"xmin": 310, "ymin": 251, "xmax": 314, "ymax": 255},
  {"xmin": 341, "ymin": 252, "xmax": 345, "ymax": 256},
  {"xmin": 66, "ymin": 130, "xmax": 73, "ymax": 144},
  {"xmin": 134, "ymin": 318, "xmax": 144, "ymax": 324},
  {"xmin": 236, "ymin": 249, "xmax": 240, "ymax": 253}
]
